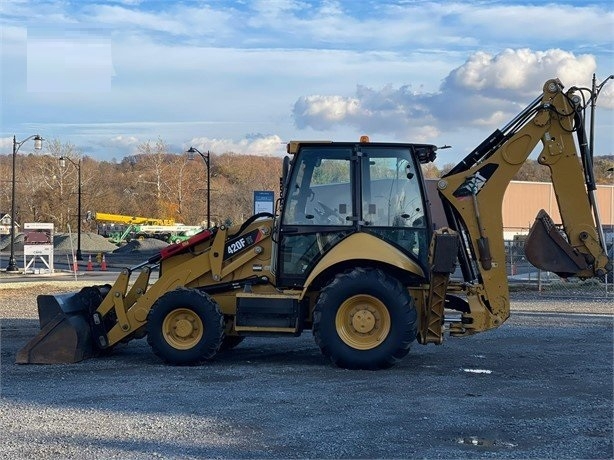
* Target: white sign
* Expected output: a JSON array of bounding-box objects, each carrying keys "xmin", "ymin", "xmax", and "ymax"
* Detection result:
[
  {"xmin": 254, "ymin": 191, "xmax": 275, "ymax": 215},
  {"xmin": 23, "ymin": 222, "xmax": 54, "ymax": 274}
]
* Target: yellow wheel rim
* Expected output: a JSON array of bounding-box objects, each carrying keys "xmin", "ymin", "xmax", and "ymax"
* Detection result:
[
  {"xmin": 162, "ymin": 308, "xmax": 204, "ymax": 350},
  {"xmin": 335, "ymin": 295, "xmax": 391, "ymax": 350}
]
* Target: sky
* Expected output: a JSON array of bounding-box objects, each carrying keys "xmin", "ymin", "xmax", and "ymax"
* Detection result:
[{"xmin": 1, "ymin": 0, "xmax": 613, "ymax": 166}]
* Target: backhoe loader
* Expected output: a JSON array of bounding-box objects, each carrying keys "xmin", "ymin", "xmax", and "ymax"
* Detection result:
[{"xmin": 17, "ymin": 78, "xmax": 612, "ymax": 369}]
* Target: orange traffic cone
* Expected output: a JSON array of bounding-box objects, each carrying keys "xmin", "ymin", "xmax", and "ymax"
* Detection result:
[
  {"xmin": 100, "ymin": 254, "xmax": 107, "ymax": 271},
  {"xmin": 87, "ymin": 255, "xmax": 93, "ymax": 271},
  {"xmin": 72, "ymin": 258, "xmax": 78, "ymax": 273}
]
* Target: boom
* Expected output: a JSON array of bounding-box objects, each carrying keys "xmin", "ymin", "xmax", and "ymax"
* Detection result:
[
  {"xmin": 86, "ymin": 212, "xmax": 176, "ymax": 226},
  {"xmin": 437, "ymin": 78, "xmax": 611, "ymax": 335}
]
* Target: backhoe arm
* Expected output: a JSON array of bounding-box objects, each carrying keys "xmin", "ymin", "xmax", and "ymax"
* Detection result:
[{"xmin": 437, "ymin": 78, "xmax": 611, "ymax": 335}]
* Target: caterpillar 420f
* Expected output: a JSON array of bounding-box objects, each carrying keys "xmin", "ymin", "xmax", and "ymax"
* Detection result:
[{"xmin": 17, "ymin": 79, "xmax": 612, "ymax": 369}]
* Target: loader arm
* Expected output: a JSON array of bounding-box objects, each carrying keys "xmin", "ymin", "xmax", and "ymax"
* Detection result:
[
  {"xmin": 437, "ymin": 79, "xmax": 611, "ymax": 335},
  {"xmin": 17, "ymin": 219, "xmax": 274, "ymax": 364},
  {"xmin": 97, "ymin": 222, "xmax": 273, "ymax": 348}
]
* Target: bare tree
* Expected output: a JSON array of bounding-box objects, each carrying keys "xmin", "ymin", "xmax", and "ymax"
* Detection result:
[
  {"xmin": 132, "ymin": 138, "xmax": 176, "ymax": 218},
  {"xmin": 43, "ymin": 139, "xmax": 82, "ymax": 232},
  {"xmin": 421, "ymin": 163, "xmax": 441, "ymax": 179}
]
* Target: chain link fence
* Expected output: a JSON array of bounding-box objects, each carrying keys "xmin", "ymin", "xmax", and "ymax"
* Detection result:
[{"xmin": 505, "ymin": 237, "xmax": 613, "ymax": 299}]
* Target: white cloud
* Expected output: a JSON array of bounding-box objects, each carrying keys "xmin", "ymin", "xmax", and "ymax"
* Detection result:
[
  {"xmin": 108, "ymin": 135, "xmax": 139, "ymax": 147},
  {"xmin": 598, "ymin": 80, "xmax": 614, "ymax": 110},
  {"xmin": 27, "ymin": 35, "xmax": 114, "ymax": 93},
  {"xmin": 292, "ymin": 48, "xmax": 608, "ymax": 139},
  {"xmin": 294, "ymin": 95, "xmax": 362, "ymax": 129},
  {"xmin": 2, "ymin": 1, "xmax": 612, "ymax": 163},
  {"xmin": 445, "ymin": 49, "xmax": 597, "ymax": 97},
  {"xmin": 188, "ymin": 135, "xmax": 286, "ymax": 157},
  {"xmin": 86, "ymin": 5, "xmax": 186, "ymax": 36},
  {"xmin": 0, "ymin": 137, "xmax": 14, "ymax": 153}
]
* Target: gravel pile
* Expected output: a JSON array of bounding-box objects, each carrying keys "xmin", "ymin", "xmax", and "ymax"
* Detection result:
[
  {"xmin": 113, "ymin": 238, "xmax": 169, "ymax": 253},
  {"xmin": 0, "ymin": 233, "xmax": 174, "ymax": 255},
  {"xmin": 0, "ymin": 233, "xmax": 118, "ymax": 253},
  {"xmin": 0, "ymin": 233, "xmax": 24, "ymax": 251},
  {"xmin": 54, "ymin": 233, "xmax": 119, "ymax": 253}
]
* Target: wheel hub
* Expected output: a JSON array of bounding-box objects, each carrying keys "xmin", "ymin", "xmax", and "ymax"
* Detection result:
[
  {"xmin": 174, "ymin": 318, "xmax": 195, "ymax": 338},
  {"xmin": 162, "ymin": 308, "xmax": 204, "ymax": 350},
  {"xmin": 335, "ymin": 295, "xmax": 391, "ymax": 350},
  {"xmin": 351, "ymin": 309, "xmax": 376, "ymax": 333}
]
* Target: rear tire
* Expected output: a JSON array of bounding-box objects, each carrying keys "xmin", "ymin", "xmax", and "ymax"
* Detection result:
[
  {"xmin": 313, "ymin": 268, "xmax": 417, "ymax": 370},
  {"xmin": 147, "ymin": 288, "xmax": 224, "ymax": 365}
]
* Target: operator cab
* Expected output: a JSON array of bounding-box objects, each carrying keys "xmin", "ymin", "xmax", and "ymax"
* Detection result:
[{"xmin": 275, "ymin": 138, "xmax": 437, "ymax": 287}]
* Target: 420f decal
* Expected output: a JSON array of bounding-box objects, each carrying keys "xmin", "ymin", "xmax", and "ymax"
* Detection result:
[{"xmin": 224, "ymin": 229, "xmax": 264, "ymax": 260}]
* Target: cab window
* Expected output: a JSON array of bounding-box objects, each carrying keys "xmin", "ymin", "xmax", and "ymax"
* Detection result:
[
  {"xmin": 282, "ymin": 148, "xmax": 353, "ymax": 227},
  {"xmin": 361, "ymin": 148, "xmax": 428, "ymax": 264}
]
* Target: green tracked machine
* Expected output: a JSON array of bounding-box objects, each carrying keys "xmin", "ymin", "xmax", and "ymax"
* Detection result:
[{"xmin": 17, "ymin": 78, "xmax": 612, "ymax": 369}]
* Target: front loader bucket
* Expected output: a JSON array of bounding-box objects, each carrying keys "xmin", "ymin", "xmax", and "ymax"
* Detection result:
[
  {"xmin": 524, "ymin": 209, "xmax": 588, "ymax": 278},
  {"xmin": 16, "ymin": 285, "xmax": 110, "ymax": 364}
]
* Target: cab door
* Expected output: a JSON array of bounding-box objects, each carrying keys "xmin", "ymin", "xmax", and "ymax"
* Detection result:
[
  {"xmin": 358, "ymin": 147, "xmax": 430, "ymax": 270},
  {"xmin": 276, "ymin": 146, "xmax": 357, "ymax": 287}
]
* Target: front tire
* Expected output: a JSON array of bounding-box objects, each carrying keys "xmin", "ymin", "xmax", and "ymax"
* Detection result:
[
  {"xmin": 313, "ymin": 268, "xmax": 417, "ymax": 370},
  {"xmin": 147, "ymin": 288, "xmax": 224, "ymax": 365}
]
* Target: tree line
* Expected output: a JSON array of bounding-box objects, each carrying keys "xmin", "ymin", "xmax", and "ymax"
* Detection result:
[
  {"xmin": 1, "ymin": 138, "xmax": 612, "ymax": 234},
  {"xmin": 0, "ymin": 138, "xmax": 281, "ymax": 234}
]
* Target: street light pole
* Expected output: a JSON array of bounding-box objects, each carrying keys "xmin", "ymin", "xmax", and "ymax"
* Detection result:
[
  {"xmin": 59, "ymin": 156, "xmax": 83, "ymax": 260},
  {"xmin": 187, "ymin": 147, "xmax": 211, "ymax": 228},
  {"xmin": 5, "ymin": 134, "xmax": 43, "ymax": 272}
]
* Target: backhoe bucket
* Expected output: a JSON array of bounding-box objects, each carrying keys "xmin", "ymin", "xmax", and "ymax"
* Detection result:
[
  {"xmin": 524, "ymin": 210, "xmax": 588, "ymax": 278},
  {"xmin": 16, "ymin": 285, "xmax": 111, "ymax": 364}
]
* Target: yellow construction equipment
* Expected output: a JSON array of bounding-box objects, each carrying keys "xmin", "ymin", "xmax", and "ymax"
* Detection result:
[
  {"xmin": 17, "ymin": 78, "xmax": 612, "ymax": 369},
  {"xmin": 86, "ymin": 212, "xmax": 177, "ymax": 226},
  {"xmin": 87, "ymin": 212, "xmax": 202, "ymax": 244}
]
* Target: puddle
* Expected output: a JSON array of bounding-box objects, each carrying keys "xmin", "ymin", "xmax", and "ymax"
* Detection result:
[
  {"xmin": 456, "ymin": 436, "xmax": 517, "ymax": 448},
  {"xmin": 462, "ymin": 368, "xmax": 492, "ymax": 374}
]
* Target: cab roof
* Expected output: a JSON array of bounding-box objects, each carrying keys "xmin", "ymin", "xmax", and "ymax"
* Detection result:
[{"xmin": 286, "ymin": 139, "xmax": 438, "ymax": 164}]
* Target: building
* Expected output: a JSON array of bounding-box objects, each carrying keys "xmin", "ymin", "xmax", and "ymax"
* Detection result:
[
  {"xmin": 0, "ymin": 213, "xmax": 19, "ymax": 236},
  {"xmin": 426, "ymin": 180, "xmax": 614, "ymax": 243}
]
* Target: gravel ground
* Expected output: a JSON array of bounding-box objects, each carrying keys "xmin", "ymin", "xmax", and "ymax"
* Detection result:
[
  {"xmin": 1, "ymin": 280, "xmax": 611, "ymax": 318},
  {"xmin": 0, "ymin": 281, "xmax": 612, "ymax": 459},
  {"xmin": 2, "ymin": 229, "xmax": 610, "ymax": 458}
]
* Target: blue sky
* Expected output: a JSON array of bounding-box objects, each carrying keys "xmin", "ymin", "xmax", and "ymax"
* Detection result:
[{"xmin": 1, "ymin": 0, "xmax": 613, "ymax": 165}]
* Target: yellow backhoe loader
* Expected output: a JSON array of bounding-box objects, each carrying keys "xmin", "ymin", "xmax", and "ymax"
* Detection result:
[{"xmin": 17, "ymin": 78, "xmax": 612, "ymax": 369}]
